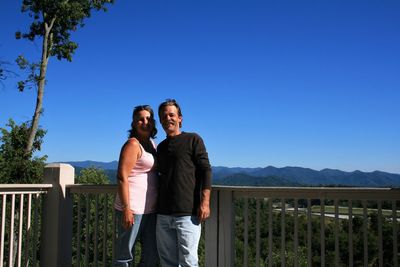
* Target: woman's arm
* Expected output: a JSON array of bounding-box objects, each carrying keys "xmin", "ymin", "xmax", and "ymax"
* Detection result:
[{"xmin": 117, "ymin": 138, "xmax": 141, "ymax": 229}]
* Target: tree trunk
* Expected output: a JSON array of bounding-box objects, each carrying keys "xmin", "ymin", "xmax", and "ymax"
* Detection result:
[{"xmin": 24, "ymin": 17, "xmax": 55, "ymax": 155}]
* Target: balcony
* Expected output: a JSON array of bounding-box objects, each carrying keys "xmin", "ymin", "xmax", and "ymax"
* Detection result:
[{"xmin": 1, "ymin": 164, "xmax": 399, "ymax": 266}]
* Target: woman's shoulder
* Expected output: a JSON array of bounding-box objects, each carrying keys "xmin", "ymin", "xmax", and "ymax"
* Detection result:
[{"xmin": 123, "ymin": 138, "xmax": 141, "ymax": 150}]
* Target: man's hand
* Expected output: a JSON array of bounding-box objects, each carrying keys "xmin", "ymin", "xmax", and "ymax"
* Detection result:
[{"xmin": 198, "ymin": 189, "xmax": 211, "ymax": 223}]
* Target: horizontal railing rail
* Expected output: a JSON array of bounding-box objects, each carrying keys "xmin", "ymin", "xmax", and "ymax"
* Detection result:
[
  {"xmin": 67, "ymin": 184, "xmax": 117, "ymax": 194},
  {"xmin": 215, "ymin": 185, "xmax": 400, "ymax": 199}
]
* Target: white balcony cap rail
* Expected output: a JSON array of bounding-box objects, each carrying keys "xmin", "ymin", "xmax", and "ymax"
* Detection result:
[
  {"xmin": 214, "ymin": 185, "xmax": 400, "ymax": 199},
  {"xmin": 0, "ymin": 184, "xmax": 52, "ymax": 195}
]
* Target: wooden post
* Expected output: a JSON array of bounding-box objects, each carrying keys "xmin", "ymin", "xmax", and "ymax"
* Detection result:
[
  {"xmin": 205, "ymin": 188, "xmax": 235, "ymax": 267},
  {"xmin": 218, "ymin": 189, "xmax": 234, "ymax": 267},
  {"xmin": 40, "ymin": 163, "xmax": 74, "ymax": 267},
  {"xmin": 205, "ymin": 189, "xmax": 218, "ymax": 266}
]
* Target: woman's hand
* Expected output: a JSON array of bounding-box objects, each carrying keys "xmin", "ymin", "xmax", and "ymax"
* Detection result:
[{"xmin": 122, "ymin": 208, "xmax": 134, "ymax": 229}]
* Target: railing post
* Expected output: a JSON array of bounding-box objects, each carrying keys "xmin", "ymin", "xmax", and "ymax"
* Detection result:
[
  {"xmin": 205, "ymin": 188, "xmax": 218, "ymax": 267},
  {"xmin": 218, "ymin": 189, "xmax": 234, "ymax": 267},
  {"xmin": 41, "ymin": 163, "xmax": 74, "ymax": 267},
  {"xmin": 205, "ymin": 188, "xmax": 235, "ymax": 267}
]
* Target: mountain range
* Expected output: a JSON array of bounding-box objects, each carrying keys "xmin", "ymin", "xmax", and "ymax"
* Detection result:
[{"xmin": 64, "ymin": 161, "xmax": 400, "ymax": 187}]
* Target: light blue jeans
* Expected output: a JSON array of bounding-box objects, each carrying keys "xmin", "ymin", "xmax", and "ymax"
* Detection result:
[
  {"xmin": 156, "ymin": 214, "xmax": 201, "ymax": 267},
  {"xmin": 114, "ymin": 211, "xmax": 158, "ymax": 267}
]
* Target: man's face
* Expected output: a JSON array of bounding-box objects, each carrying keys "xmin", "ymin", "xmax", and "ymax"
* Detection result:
[{"xmin": 159, "ymin": 105, "xmax": 182, "ymax": 136}]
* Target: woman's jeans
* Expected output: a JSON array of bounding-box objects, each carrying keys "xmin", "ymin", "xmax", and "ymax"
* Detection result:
[
  {"xmin": 114, "ymin": 211, "xmax": 158, "ymax": 267},
  {"xmin": 156, "ymin": 214, "xmax": 201, "ymax": 267}
]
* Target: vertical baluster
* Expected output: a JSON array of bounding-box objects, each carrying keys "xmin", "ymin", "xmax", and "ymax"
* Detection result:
[
  {"xmin": 112, "ymin": 208, "xmax": 116, "ymax": 263},
  {"xmin": 1, "ymin": 195, "xmax": 7, "ymax": 267},
  {"xmin": 294, "ymin": 199, "xmax": 298, "ymax": 267},
  {"xmin": 32, "ymin": 194, "xmax": 39, "ymax": 266},
  {"xmin": 24, "ymin": 194, "xmax": 32, "ymax": 266},
  {"xmin": 378, "ymin": 201, "xmax": 383, "ymax": 267},
  {"xmin": 281, "ymin": 198, "xmax": 286, "ymax": 267},
  {"xmin": 77, "ymin": 194, "xmax": 82, "ymax": 267},
  {"xmin": 334, "ymin": 199, "xmax": 339, "ymax": 267},
  {"xmin": 243, "ymin": 197, "xmax": 248, "ymax": 267},
  {"xmin": 9, "ymin": 194, "xmax": 16, "ymax": 267},
  {"xmin": 307, "ymin": 199, "xmax": 312, "ymax": 267},
  {"xmin": 268, "ymin": 198, "xmax": 273, "ymax": 267},
  {"xmin": 85, "ymin": 194, "xmax": 90, "ymax": 267},
  {"xmin": 102, "ymin": 194, "xmax": 108, "ymax": 267},
  {"xmin": 320, "ymin": 199, "xmax": 325, "ymax": 267},
  {"xmin": 363, "ymin": 200, "xmax": 368, "ymax": 267},
  {"xmin": 393, "ymin": 200, "xmax": 398, "ymax": 267},
  {"xmin": 7, "ymin": 195, "xmax": 15, "ymax": 267},
  {"xmin": 17, "ymin": 194, "xmax": 24, "ymax": 267},
  {"xmin": 94, "ymin": 194, "xmax": 99, "ymax": 267},
  {"xmin": 256, "ymin": 198, "xmax": 260, "ymax": 267},
  {"xmin": 348, "ymin": 200, "xmax": 353, "ymax": 267}
]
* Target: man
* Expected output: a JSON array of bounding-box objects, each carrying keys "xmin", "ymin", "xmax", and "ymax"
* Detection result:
[{"xmin": 156, "ymin": 99, "xmax": 212, "ymax": 267}]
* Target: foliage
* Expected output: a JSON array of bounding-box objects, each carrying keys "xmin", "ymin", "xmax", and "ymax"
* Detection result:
[
  {"xmin": 0, "ymin": 60, "xmax": 17, "ymax": 88},
  {"xmin": 233, "ymin": 198, "xmax": 400, "ymax": 266},
  {"xmin": 0, "ymin": 118, "xmax": 47, "ymax": 183},
  {"xmin": 15, "ymin": 55, "xmax": 40, "ymax": 91},
  {"xmin": 0, "ymin": 119, "xmax": 46, "ymax": 266},
  {"xmin": 15, "ymin": 0, "xmax": 114, "ymax": 155},
  {"xmin": 76, "ymin": 166, "xmax": 110, "ymax": 184},
  {"xmin": 16, "ymin": 0, "xmax": 114, "ymax": 66}
]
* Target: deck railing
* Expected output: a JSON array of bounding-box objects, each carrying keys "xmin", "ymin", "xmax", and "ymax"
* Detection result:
[
  {"xmin": 0, "ymin": 164, "xmax": 399, "ymax": 267},
  {"xmin": 208, "ymin": 186, "xmax": 399, "ymax": 267},
  {"xmin": 0, "ymin": 184, "xmax": 51, "ymax": 267}
]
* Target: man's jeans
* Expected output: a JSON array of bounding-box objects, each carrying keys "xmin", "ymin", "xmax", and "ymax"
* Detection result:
[
  {"xmin": 114, "ymin": 211, "xmax": 158, "ymax": 267},
  {"xmin": 156, "ymin": 214, "xmax": 201, "ymax": 267}
]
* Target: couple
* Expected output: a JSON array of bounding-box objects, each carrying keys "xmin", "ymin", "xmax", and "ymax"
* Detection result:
[{"xmin": 114, "ymin": 99, "xmax": 212, "ymax": 267}]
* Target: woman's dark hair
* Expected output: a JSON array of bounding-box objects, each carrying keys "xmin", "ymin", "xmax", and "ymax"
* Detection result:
[
  {"xmin": 158, "ymin": 99, "xmax": 183, "ymax": 128},
  {"xmin": 128, "ymin": 105, "xmax": 157, "ymax": 139}
]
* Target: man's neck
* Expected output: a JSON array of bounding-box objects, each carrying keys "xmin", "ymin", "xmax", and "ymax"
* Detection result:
[{"xmin": 167, "ymin": 130, "xmax": 182, "ymax": 137}]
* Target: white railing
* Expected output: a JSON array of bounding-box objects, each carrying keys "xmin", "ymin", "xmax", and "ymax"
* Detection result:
[
  {"xmin": 207, "ymin": 186, "xmax": 400, "ymax": 267},
  {"xmin": 0, "ymin": 184, "xmax": 52, "ymax": 267},
  {"xmin": 1, "ymin": 164, "xmax": 399, "ymax": 267}
]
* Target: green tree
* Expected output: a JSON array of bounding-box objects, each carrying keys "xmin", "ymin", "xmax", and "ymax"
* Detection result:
[
  {"xmin": 76, "ymin": 166, "xmax": 110, "ymax": 185},
  {"xmin": 0, "ymin": 119, "xmax": 47, "ymax": 183},
  {"xmin": 15, "ymin": 0, "xmax": 114, "ymax": 155},
  {"xmin": 0, "ymin": 59, "xmax": 17, "ymax": 87}
]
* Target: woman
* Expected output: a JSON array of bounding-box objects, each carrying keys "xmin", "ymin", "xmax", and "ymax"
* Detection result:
[{"xmin": 114, "ymin": 105, "xmax": 158, "ymax": 266}]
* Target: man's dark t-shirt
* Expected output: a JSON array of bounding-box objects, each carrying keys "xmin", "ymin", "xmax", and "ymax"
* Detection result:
[{"xmin": 157, "ymin": 132, "xmax": 212, "ymax": 216}]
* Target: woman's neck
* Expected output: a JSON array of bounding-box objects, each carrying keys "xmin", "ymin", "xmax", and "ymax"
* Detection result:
[{"xmin": 135, "ymin": 135, "xmax": 150, "ymax": 144}]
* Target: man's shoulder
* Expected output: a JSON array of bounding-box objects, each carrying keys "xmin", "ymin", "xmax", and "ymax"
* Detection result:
[
  {"xmin": 157, "ymin": 138, "xmax": 168, "ymax": 149},
  {"xmin": 181, "ymin": 131, "xmax": 202, "ymax": 139}
]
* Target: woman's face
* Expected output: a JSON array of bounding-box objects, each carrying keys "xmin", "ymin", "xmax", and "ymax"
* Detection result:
[{"xmin": 134, "ymin": 110, "xmax": 154, "ymax": 137}]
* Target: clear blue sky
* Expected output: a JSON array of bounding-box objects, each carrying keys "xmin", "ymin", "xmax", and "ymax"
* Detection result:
[{"xmin": 1, "ymin": 1, "xmax": 399, "ymax": 174}]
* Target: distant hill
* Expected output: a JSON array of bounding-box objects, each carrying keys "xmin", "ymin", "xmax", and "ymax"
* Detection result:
[
  {"xmin": 214, "ymin": 173, "xmax": 302, "ymax": 186},
  {"xmin": 213, "ymin": 166, "xmax": 400, "ymax": 187},
  {"xmin": 64, "ymin": 160, "xmax": 118, "ymax": 170},
  {"xmin": 63, "ymin": 161, "xmax": 400, "ymax": 187}
]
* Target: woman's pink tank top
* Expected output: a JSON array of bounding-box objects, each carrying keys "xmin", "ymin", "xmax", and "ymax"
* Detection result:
[{"xmin": 114, "ymin": 139, "xmax": 158, "ymax": 214}]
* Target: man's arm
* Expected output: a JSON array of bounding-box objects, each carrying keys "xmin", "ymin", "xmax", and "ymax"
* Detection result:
[{"xmin": 198, "ymin": 188, "xmax": 211, "ymax": 223}]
